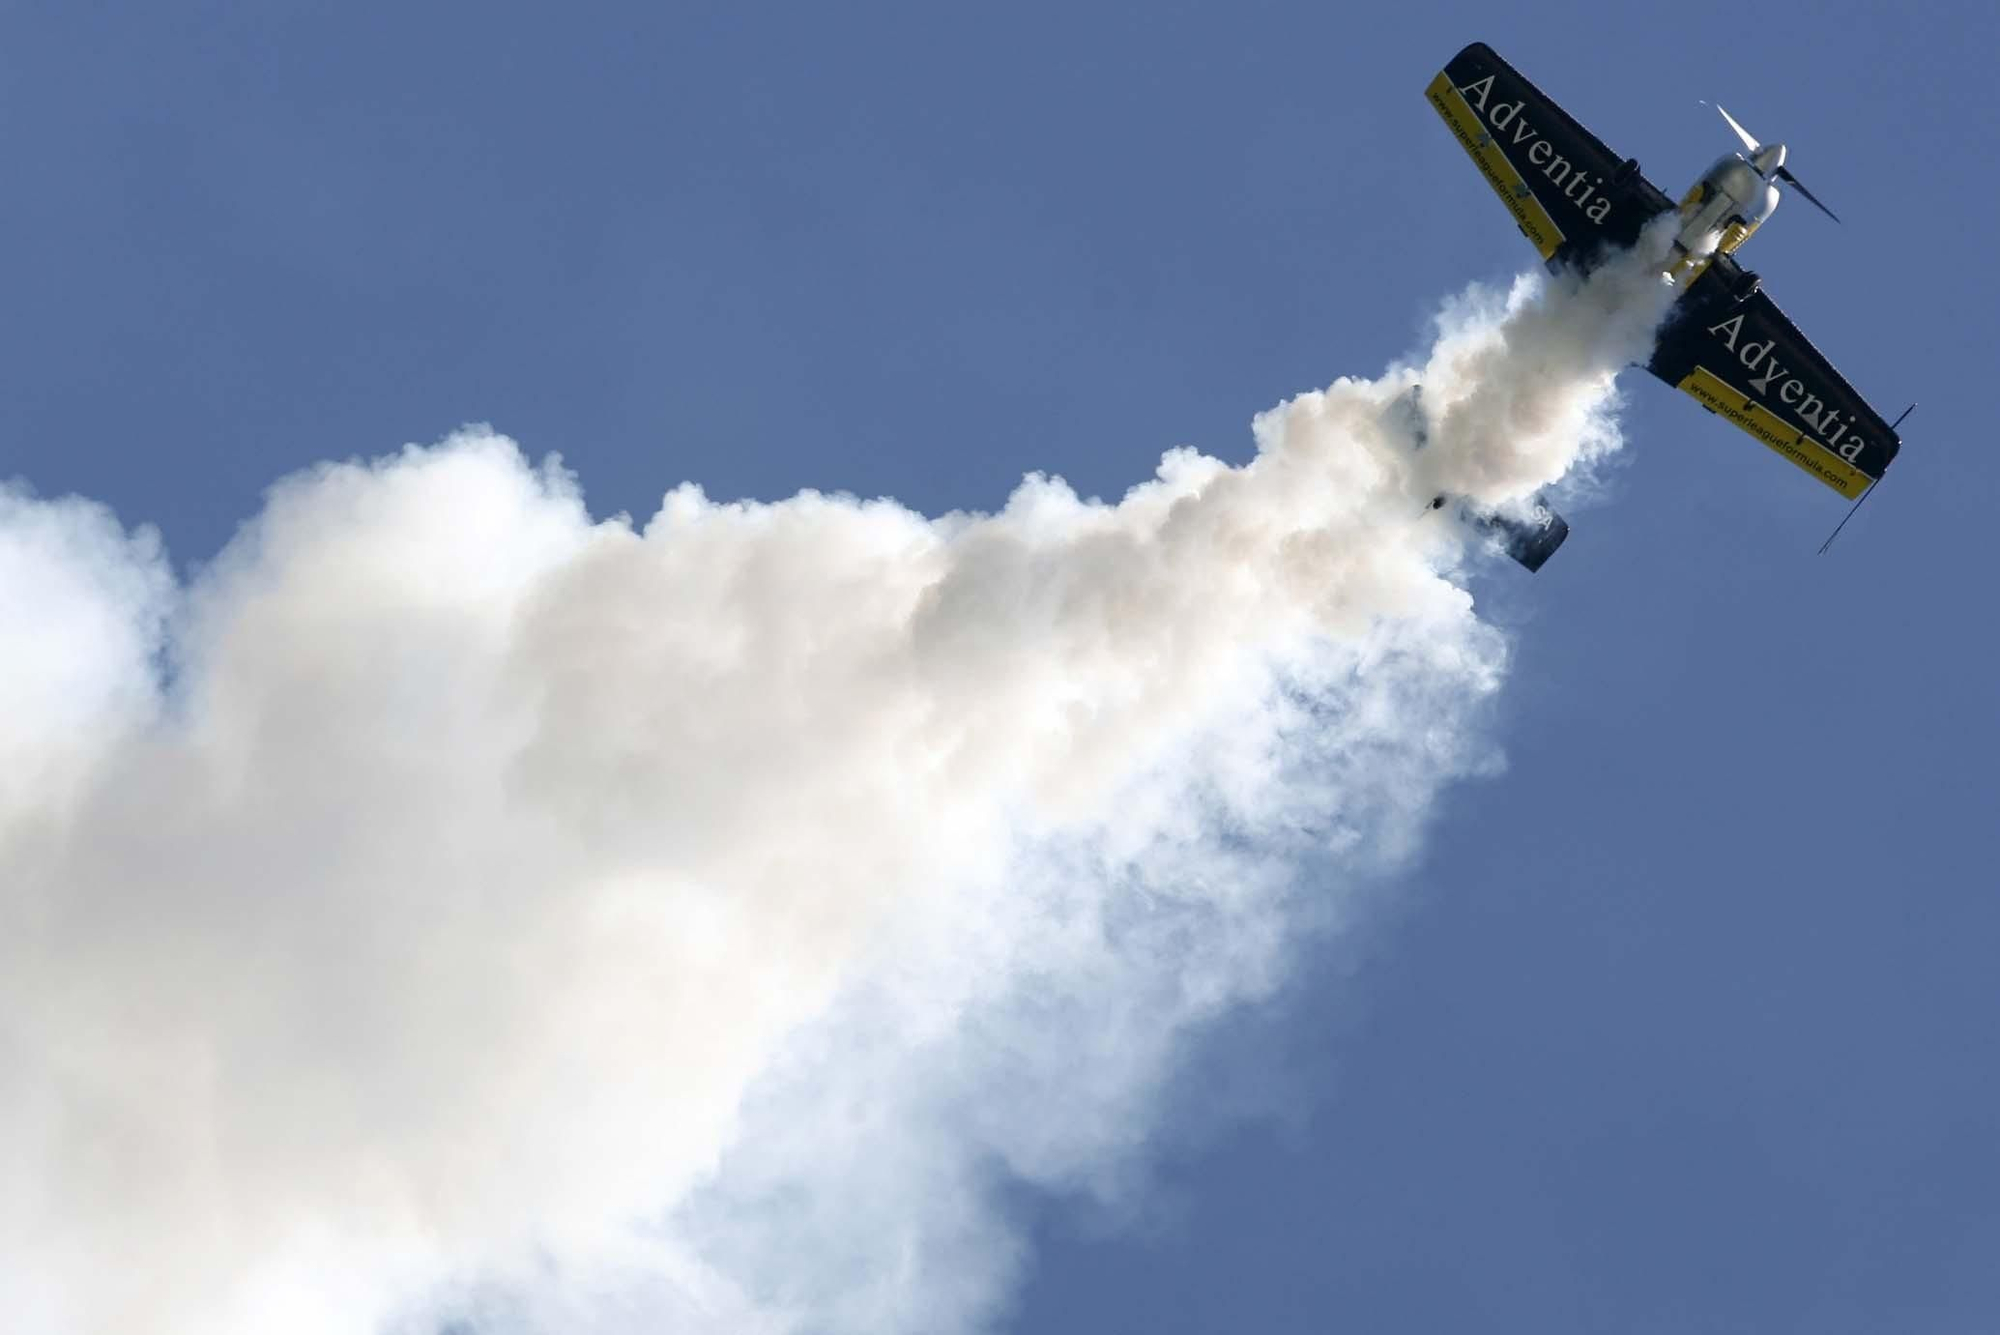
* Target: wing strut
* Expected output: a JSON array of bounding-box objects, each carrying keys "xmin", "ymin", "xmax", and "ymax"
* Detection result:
[{"xmin": 1818, "ymin": 402, "xmax": 1915, "ymax": 555}]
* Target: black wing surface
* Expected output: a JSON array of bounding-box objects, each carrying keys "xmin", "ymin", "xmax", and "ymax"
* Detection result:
[
  {"xmin": 1426, "ymin": 42, "xmax": 1674, "ymax": 268},
  {"xmin": 1648, "ymin": 261, "xmax": 1901, "ymax": 499}
]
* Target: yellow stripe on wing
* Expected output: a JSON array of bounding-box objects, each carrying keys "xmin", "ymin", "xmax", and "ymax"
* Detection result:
[
  {"xmin": 1677, "ymin": 366, "xmax": 1872, "ymax": 499},
  {"xmin": 1425, "ymin": 70, "xmax": 1565, "ymax": 262}
]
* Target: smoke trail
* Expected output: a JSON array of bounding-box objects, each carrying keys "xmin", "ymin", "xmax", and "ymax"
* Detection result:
[{"xmin": 0, "ymin": 242, "xmax": 1674, "ymax": 1335}]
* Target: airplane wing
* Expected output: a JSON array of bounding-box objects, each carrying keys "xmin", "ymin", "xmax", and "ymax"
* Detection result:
[
  {"xmin": 1647, "ymin": 261, "xmax": 1902, "ymax": 499},
  {"xmin": 1426, "ymin": 42, "xmax": 1674, "ymax": 267}
]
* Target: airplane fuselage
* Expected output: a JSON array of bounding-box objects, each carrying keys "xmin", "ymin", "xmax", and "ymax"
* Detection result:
[{"xmin": 1664, "ymin": 152, "xmax": 1784, "ymax": 285}]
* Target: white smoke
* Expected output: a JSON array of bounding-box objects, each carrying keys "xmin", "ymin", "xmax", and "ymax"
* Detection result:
[{"xmin": 0, "ymin": 241, "xmax": 1675, "ymax": 1335}]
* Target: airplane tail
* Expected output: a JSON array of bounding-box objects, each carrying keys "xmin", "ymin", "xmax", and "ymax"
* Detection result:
[
  {"xmin": 1396, "ymin": 385, "xmax": 1572, "ymax": 574},
  {"xmin": 1478, "ymin": 497, "xmax": 1570, "ymax": 572}
]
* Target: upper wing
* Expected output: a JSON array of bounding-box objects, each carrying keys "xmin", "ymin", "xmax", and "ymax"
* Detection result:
[
  {"xmin": 1648, "ymin": 262, "xmax": 1902, "ymax": 499},
  {"xmin": 1425, "ymin": 42, "xmax": 1673, "ymax": 266}
]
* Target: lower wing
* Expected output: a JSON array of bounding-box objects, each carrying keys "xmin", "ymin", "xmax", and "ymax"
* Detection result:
[
  {"xmin": 1425, "ymin": 42, "xmax": 1674, "ymax": 268},
  {"xmin": 1648, "ymin": 263, "xmax": 1901, "ymax": 500}
]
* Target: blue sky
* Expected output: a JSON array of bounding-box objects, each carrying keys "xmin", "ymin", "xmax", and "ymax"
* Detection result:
[{"xmin": 4, "ymin": 3, "xmax": 1995, "ymax": 1332}]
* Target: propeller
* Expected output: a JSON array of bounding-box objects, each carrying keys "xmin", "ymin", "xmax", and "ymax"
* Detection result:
[
  {"xmin": 1702, "ymin": 101, "xmax": 1841, "ymax": 223},
  {"xmin": 1708, "ymin": 100, "xmax": 1762, "ymax": 154},
  {"xmin": 1774, "ymin": 165, "xmax": 1840, "ymax": 222}
]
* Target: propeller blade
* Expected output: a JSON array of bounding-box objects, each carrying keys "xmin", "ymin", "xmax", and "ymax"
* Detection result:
[
  {"xmin": 1776, "ymin": 166, "xmax": 1841, "ymax": 223},
  {"xmin": 1705, "ymin": 100, "xmax": 1761, "ymax": 153}
]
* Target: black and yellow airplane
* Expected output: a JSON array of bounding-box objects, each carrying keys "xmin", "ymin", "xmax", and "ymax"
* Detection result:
[{"xmin": 1425, "ymin": 41, "xmax": 1905, "ymax": 571}]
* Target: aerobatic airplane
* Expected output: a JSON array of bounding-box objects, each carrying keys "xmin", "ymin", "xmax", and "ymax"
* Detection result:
[{"xmin": 1423, "ymin": 41, "xmax": 1905, "ymax": 572}]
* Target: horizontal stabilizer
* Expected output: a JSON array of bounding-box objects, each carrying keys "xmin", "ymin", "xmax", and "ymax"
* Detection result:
[{"xmin": 1478, "ymin": 496, "xmax": 1570, "ymax": 572}]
